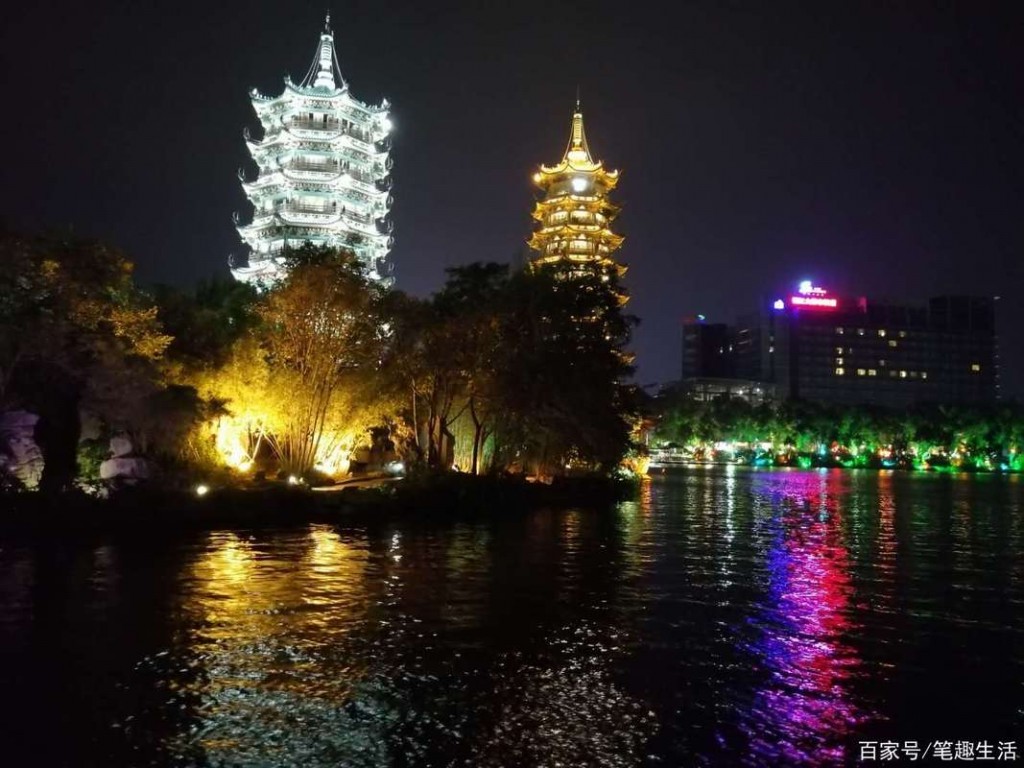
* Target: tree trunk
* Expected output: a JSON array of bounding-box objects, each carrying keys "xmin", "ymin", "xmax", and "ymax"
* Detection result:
[
  {"xmin": 36, "ymin": 385, "xmax": 82, "ymax": 494},
  {"xmin": 469, "ymin": 397, "xmax": 483, "ymax": 475}
]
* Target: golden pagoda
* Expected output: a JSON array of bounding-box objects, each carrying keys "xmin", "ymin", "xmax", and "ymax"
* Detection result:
[{"xmin": 528, "ymin": 102, "xmax": 625, "ymax": 279}]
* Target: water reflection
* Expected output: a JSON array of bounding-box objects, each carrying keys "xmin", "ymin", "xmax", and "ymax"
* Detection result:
[
  {"xmin": 741, "ymin": 472, "xmax": 861, "ymax": 765},
  {"xmin": 1, "ymin": 470, "xmax": 1022, "ymax": 766},
  {"xmin": 159, "ymin": 527, "xmax": 382, "ymax": 764}
]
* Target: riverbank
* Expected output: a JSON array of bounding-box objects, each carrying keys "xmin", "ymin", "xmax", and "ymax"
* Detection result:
[
  {"xmin": 0, "ymin": 473, "xmax": 640, "ymax": 536},
  {"xmin": 650, "ymin": 456, "xmax": 1022, "ymax": 473}
]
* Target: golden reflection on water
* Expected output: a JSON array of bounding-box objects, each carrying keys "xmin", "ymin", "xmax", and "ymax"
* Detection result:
[
  {"xmin": 174, "ymin": 526, "xmax": 379, "ymax": 762},
  {"xmin": 616, "ymin": 499, "xmax": 651, "ymax": 573},
  {"xmin": 186, "ymin": 527, "xmax": 371, "ymax": 632},
  {"xmin": 303, "ymin": 526, "xmax": 364, "ymax": 607}
]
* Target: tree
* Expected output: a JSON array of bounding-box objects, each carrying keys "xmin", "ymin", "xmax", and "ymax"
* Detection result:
[
  {"xmin": 253, "ymin": 244, "xmax": 389, "ymax": 475},
  {"xmin": 152, "ymin": 278, "xmax": 259, "ymax": 368},
  {"xmin": 380, "ymin": 261, "xmax": 639, "ymax": 477},
  {"xmin": 431, "ymin": 263, "xmax": 509, "ymax": 473},
  {"xmin": 0, "ymin": 230, "xmax": 171, "ymax": 491},
  {"xmin": 491, "ymin": 264, "xmax": 639, "ymax": 475}
]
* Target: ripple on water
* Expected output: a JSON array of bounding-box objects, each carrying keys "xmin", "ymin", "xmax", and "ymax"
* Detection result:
[{"xmin": 1, "ymin": 469, "xmax": 1023, "ymax": 766}]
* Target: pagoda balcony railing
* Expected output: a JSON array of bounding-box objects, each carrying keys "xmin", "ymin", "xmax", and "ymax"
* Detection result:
[
  {"xmin": 288, "ymin": 159, "xmax": 341, "ymax": 172},
  {"xmin": 284, "ymin": 160, "xmax": 343, "ymax": 179},
  {"xmin": 281, "ymin": 201, "xmax": 341, "ymax": 214},
  {"xmin": 548, "ymin": 243, "xmax": 598, "ymax": 255},
  {"xmin": 344, "ymin": 210, "xmax": 377, "ymax": 227},
  {"xmin": 279, "ymin": 203, "xmax": 342, "ymax": 224},
  {"xmin": 287, "ymin": 118, "xmax": 343, "ymax": 134},
  {"xmin": 286, "ymin": 119, "xmax": 373, "ymax": 143},
  {"xmin": 345, "ymin": 134, "xmax": 374, "ymax": 154},
  {"xmin": 347, "ymin": 173, "xmax": 379, "ymax": 195},
  {"xmin": 281, "ymin": 161, "xmax": 379, "ymax": 191},
  {"xmin": 274, "ymin": 203, "xmax": 383, "ymax": 230}
]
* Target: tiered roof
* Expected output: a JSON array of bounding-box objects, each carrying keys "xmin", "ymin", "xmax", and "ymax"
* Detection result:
[
  {"xmin": 528, "ymin": 104, "xmax": 625, "ymax": 278},
  {"xmin": 231, "ymin": 15, "xmax": 393, "ymax": 285}
]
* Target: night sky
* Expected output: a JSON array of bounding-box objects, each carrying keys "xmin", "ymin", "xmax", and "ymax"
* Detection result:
[{"xmin": 3, "ymin": 1, "xmax": 1022, "ymax": 396}]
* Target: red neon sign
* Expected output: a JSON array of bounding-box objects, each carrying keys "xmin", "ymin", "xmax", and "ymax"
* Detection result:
[
  {"xmin": 789, "ymin": 281, "xmax": 838, "ymax": 310},
  {"xmin": 790, "ymin": 295, "xmax": 838, "ymax": 309}
]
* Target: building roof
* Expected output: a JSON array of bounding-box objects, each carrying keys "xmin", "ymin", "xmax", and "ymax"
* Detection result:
[{"xmin": 537, "ymin": 104, "xmax": 620, "ymax": 181}]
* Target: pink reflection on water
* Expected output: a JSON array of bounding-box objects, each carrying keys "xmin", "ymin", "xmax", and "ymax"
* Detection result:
[{"xmin": 743, "ymin": 471, "xmax": 863, "ymax": 765}]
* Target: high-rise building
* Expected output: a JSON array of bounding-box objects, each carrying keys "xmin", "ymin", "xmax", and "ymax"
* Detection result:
[
  {"xmin": 681, "ymin": 317, "xmax": 735, "ymax": 379},
  {"xmin": 678, "ymin": 315, "xmax": 774, "ymax": 405},
  {"xmin": 726, "ymin": 281, "xmax": 999, "ymax": 407},
  {"xmin": 527, "ymin": 103, "xmax": 625, "ymax": 281},
  {"xmin": 231, "ymin": 15, "xmax": 394, "ymax": 285}
]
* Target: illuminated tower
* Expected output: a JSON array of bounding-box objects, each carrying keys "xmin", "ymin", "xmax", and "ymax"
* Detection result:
[
  {"xmin": 528, "ymin": 102, "xmax": 624, "ymax": 279},
  {"xmin": 231, "ymin": 15, "xmax": 394, "ymax": 285}
]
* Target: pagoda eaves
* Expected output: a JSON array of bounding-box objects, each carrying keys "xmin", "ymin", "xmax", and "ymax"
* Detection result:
[
  {"xmin": 528, "ymin": 105, "xmax": 625, "ymax": 278},
  {"xmin": 231, "ymin": 15, "xmax": 394, "ymax": 286}
]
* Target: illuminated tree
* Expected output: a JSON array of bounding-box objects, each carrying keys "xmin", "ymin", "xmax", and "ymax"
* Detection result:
[{"xmin": 253, "ymin": 245, "xmax": 389, "ymax": 475}]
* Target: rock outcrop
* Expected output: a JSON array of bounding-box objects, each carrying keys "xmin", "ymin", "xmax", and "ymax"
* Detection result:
[
  {"xmin": 98, "ymin": 434, "xmax": 150, "ymax": 484},
  {"xmin": 0, "ymin": 410, "xmax": 45, "ymax": 489}
]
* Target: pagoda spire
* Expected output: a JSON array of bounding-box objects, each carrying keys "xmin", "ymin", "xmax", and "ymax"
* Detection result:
[
  {"xmin": 528, "ymin": 100, "xmax": 625, "ymax": 282},
  {"xmin": 312, "ymin": 13, "xmax": 336, "ymax": 89},
  {"xmin": 563, "ymin": 103, "xmax": 593, "ymax": 167}
]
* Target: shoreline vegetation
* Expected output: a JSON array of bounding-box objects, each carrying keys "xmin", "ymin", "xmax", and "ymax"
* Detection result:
[
  {"xmin": 649, "ymin": 392, "xmax": 1024, "ymax": 475},
  {"xmin": 3, "ymin": 459, "xmax": 1016, "ymax": 538},
  {"xmin": 1, "ymin": 235, "xmax": 642, "ymax": 502},
  {"xmin": 2, "ymin": 231, "xmax": 1020, "ymax": 526}
]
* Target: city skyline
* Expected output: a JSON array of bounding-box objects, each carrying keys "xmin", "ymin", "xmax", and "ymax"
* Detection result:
[{"xmin": 3, "ymin": 1, "xmax": 1021, "ymax": 395}]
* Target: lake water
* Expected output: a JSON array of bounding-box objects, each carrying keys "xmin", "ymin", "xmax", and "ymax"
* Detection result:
[{"xmin": 2, "ymin": 468, "xmax": 1022, "ymax": 766}]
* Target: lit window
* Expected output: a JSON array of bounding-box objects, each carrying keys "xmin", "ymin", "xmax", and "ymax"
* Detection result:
[
  {"xmin": 971, "ymin": 363, "xmax": 981, "ymax": 372},
  {"xmin": 922, "ymin": 372, "xmax": 928, "ymax": 380},
  {"xmin": 890, "ymin": 370, "xmax": 898, "ymax": 377},
  {"xmin": 879, "ymin": 360, "xmax": 886, "ymax": 366},
  {"xmin": 835, "ymin": 367, "xmax": 845, "ymax": 376},
  {"xmin": 836, "ymin": 357, "xmax": 844, "ymax": 365},
  {"xmin": 910, "ymin": 371, "xmax": 918, "ymax": 378},
  {"xmin": 878, "ymin": 329, "xmax": 887, "ymax": 337},
  {"xmin": 836, "ymin": 327, "xmax": 845, "ymax": 335},
  {"xmin": 868, "ymin": 369, "xmax": 878, "ymax": 376},
  {"xmin": 900, "ymin": 370, "xmax": 907, "ymax": 378},
  {"xmin": 857, "ymin": 368, "xmax": 866, "ymax": 376},
  {"xmin": 857, "ymin": 328, "xmax": 865, "ymax": 336},
  {"xmin": 888, "ymin": 340, "xmax": 898, "ymax": 348},
  {"xmin": 836, "ymin": 346, "xmax": 844, "ymax": 354},
  {"xmin": 899, "ymin": 330, "xmax": 907, "ymax": 338},
  {"xmin": 769, "ymin": 345, "xmax": 775, "ymax": 353}
]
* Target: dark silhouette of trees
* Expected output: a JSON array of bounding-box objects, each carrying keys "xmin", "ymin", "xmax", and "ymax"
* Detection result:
[{"xmin": 0, "ymin": 230, "xmax": 171, "ymax": 491}]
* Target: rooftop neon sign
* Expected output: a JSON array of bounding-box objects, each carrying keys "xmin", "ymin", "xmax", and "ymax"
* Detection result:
[{"xmin": 789, "ymin": 280, "xmax": 838, "ymax": 310}]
